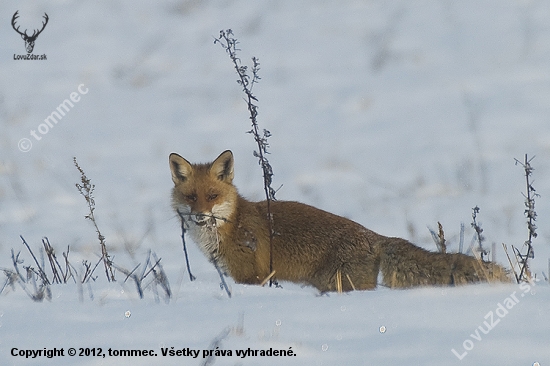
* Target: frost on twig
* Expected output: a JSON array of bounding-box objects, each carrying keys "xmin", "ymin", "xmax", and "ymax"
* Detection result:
[{"xmin": 514, "ymin": 154, "xmax": 538, "ymax": 282}]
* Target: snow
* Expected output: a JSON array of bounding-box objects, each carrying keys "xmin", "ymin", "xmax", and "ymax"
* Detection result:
[{"xmin": 1, "ymin": 0, "xmax": 549, "ymax": 365}]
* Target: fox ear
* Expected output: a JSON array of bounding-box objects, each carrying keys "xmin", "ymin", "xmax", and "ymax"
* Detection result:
[
  {"xmin": 210, "ymin": 150, "xmax": 234, "ymax": 183},
  {"xmin": 169, "ymin": 153, "xmax": 193, "ymax": 184}
]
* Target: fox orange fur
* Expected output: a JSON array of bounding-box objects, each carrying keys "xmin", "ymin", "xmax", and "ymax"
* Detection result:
[{"xmin": 169, "ymin": 150, "xmax": 509, "ymax": 292}]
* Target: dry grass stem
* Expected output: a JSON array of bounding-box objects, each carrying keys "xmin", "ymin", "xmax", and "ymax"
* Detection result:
[
  {"xmin": 260, "ymin": 270, "xmax": 276, "ymax": 287},
  {"xmin": 346, "ymin": 274, "xmax": 357, "ymax": 291}
]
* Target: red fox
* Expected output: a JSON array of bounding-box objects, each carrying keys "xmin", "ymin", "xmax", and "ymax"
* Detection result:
[{"xmin": 169, "ymin": 150, "xmax": 509, "ymax": 292}]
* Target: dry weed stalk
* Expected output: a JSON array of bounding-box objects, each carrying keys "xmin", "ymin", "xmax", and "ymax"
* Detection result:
[
  {"xmin": 176, "ymin": 209, "xmax": 196, "ymax": 281},
  {"xmin": 429, "ymin": 221, "xmax": 447, "ymax": 253},
  {"xmin": 112, "ymin": 250, "xmax": 171, "ymax": 302},
  {"xmin": 336, "ymin": 269, "xmax": 343, "ymax": 293},
  {"xmin": 1, "ymin": 237, "xmax": 53, "ymax": 301},
  {"xmin": 471, "ymin": 206, "xmax": 488, "ymax": 260},
  {"xmin": 514, "ymin": 154, "xmax": 538, "ymax": 282},
  {"xmin": 502, "ymin": 243, "xmax": 518, "ymax": 280},
  {"xmin": 346, "ymin": 274, "xmax": 357, "ymax": 291},
  {"xmin": 215, "ymin": 29, "xmax": 278, "ymax": 287},
  {"xmin": 260, "ymin": 270, "xmax": 276, "ymax": 287},
  {"xmin": 437, "ymin": 222, "xmax": 447, "ymax": 253},
  {"xmin": 470, "ymin": 243, "xmax": 492, "ymax": 282},
  {"xmin": 73, "ymin": 157, "xmax": 115, "ymax": 282}
]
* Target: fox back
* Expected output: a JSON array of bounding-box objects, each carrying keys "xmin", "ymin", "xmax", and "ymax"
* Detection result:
[{"xmin": 170, "ymin": 150, "xmax": 510, "ymax": 292}]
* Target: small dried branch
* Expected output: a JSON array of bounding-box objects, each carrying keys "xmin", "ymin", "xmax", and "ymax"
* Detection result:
[
  {"xmin": 260, "ymin": 270, "xmax": 276, "ymax": 287},
  {"xmin": 61, "ymin": 246, "xmax": 76, "ymax": 284},
  {"xmin": 20, "ymin": 235, "xmax": 49, "ymax": 285},
  {"xmin": 502, "ymin": 243, "xmax": 519, "ymax": 282},
  {"xmin": 11, "ymin": 249, "xmax": 25, "ymax": 283},
  {"xmin": 211, "ymin": 222, "xmax": 232, "ymax": 298},
  {"xmin": 471, "ymin": 206, "xmax": 488, "ymax": 261},
  {"xmin": 149, "ymin": 251, "xmax": 171, "ymax": 300},
  {"xmin": 136, "ymin": 251, "xmax": 171, "ymax": 302},
  {"xmin": 81, "ymin": 257, "xmax": 102, "ymax": 284},
  {"xmin": 514, "ymin": 154, "xmax": 538, "ymax": 282},
  {"xmin": 215, "ymin": 29, "xmax": 278, "ymax": 287},
  {"xmin": 73, "ymin": 157, "xmax": 115, "ymax": 282},
  {"xmin": 176, "ymin": 209, "xmax": 196, "ymax": 281},
  {"xmin": 0, "ymin": 269, "xmax": 18, "ymax": 295},
  {"xmin": 113, "ymin": 263, "xmax": 143, "ymax": 298},
  {"xmin": 42, "ymin": 237, "xmax": 67, "ymax": 284}
]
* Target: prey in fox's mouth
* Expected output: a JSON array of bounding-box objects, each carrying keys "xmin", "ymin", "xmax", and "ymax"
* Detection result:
[
  {"xmin": 176, "ymin": 209, "xmax": 223, "ymax": 228},
  {"xmin": 191, "ymin": 215, "xmax": 214, "ymax": 227}
]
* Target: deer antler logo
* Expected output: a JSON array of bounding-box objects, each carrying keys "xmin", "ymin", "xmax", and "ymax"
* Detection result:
[{"xmin": 11, "ymin": 11, "xmax": 49, "ymax": 54}]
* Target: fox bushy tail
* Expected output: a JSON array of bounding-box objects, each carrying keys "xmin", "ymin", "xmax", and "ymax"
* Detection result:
[{"xmin": 378, "ymin": 238, "xmax": 510, "ymax": 288}]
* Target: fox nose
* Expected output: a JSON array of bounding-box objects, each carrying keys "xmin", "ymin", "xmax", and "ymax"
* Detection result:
[{"xmin": 194, "ymin": 213, "xmax": 210, "ymax": 226}]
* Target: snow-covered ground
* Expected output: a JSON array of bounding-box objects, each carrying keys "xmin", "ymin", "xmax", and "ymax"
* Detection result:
[{"xmin": 1, "ymin": 0, "xmax": 549, "ymax": 365}]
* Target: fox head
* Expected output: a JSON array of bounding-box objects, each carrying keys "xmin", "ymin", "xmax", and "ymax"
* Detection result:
[{"xmin": 169, "ymin": 150, "xmax": 237, "ymax": 227}]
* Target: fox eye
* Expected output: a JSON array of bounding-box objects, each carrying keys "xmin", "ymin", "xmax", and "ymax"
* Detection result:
[
  {"xmin": 185, "ymin": 194, "xmax": 197, "ymax": 202},
  {"xmin": 207, "ymin": 194, "xmax": 218, "ymax": 201}
]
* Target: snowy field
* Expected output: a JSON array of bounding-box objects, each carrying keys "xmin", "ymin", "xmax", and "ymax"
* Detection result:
[{"xmin": 1, "ymin": 0, "xmax": 550, "ymax": 365}]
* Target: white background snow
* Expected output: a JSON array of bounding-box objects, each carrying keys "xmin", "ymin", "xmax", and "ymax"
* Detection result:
[{"xmin": 0, "ymin": 0, "xmax": 549, "ymax": 365}]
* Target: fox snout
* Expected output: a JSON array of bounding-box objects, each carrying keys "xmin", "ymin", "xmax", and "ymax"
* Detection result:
[
  {"xmin": 191, "ymin": 212, "xmax": 214, "ymax": 226},
  {"xmin": 175, "ymin": 206, "xmax": 215, "ymax": 227}
]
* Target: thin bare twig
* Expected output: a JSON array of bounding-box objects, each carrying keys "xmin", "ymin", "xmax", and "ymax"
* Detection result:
[
  {"xmin": 149, "ymin": 251, "xmax": 171, "ymax": 300},
  {"xmin": 176, "ymin": 209, "xmax": 196, "ymax": 281},
  {"xmin": 215, "ymin": 29, "xmax": 278, "ymax": 287},
  {"xmin": 502, "ymin": 243, "xmax": 519, "ymax": 282},
  {"xmin": 514, "ymin": 154, "xmax": 538, "ymax": 282},
  {"xmin": 20, "ymin": 235, "xmax": 49, "ymax": 285},
  {"xmin": 471, "ymin": 206, "xmax": 488, "ymax": 261},
  {"xmin": 11, "ymin": 249, "xmax": 24, "ymax": 282},
  {"xmin": 74, "ymin": 157, "xmax": 115, "ymax": 282}
]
